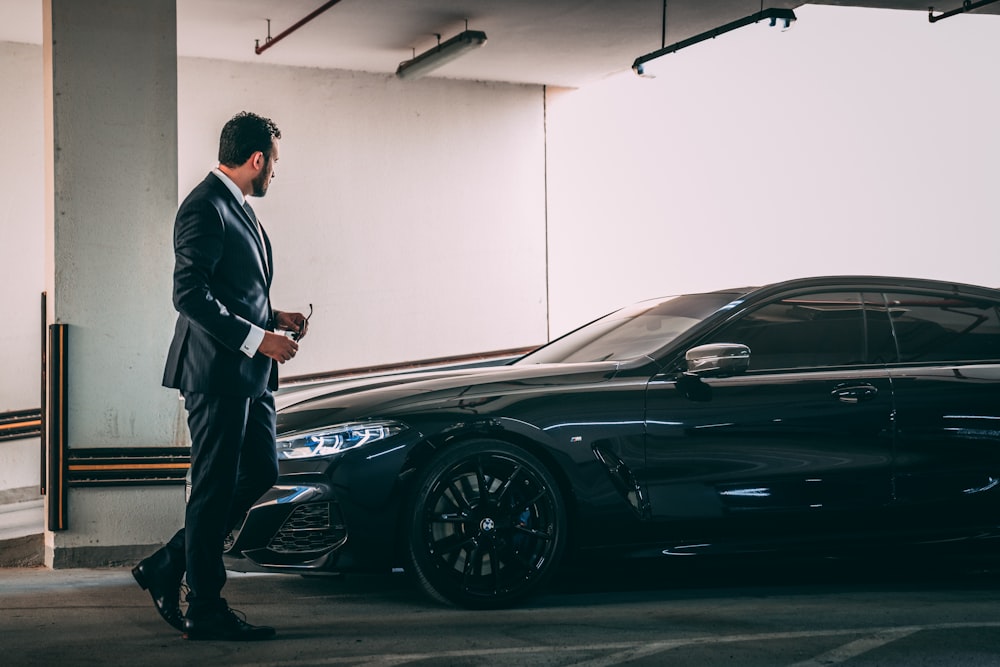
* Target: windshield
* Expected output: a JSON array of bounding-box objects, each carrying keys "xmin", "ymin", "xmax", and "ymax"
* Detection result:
[{"xmin": 517, "ymin": 292, "xmax": 743, "ymax": 364}]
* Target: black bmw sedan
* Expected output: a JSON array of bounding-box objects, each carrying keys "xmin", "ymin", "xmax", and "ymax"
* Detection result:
[{"xmin": 225, "ymin": 275, "xmax": 1000, "ymax": 608}]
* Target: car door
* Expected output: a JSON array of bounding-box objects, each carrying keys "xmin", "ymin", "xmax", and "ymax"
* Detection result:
[
  {"xmin": 641, "ymin": 290, "xmax": 896, "ymax": 553},
  {"xmin": 882, "ymin": 290, "xmax": 1000, "ymax": 537}
]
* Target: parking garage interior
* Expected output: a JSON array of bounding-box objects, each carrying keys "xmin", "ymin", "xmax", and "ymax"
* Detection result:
[{"xmin": 1, "ymin": 0, "xmax": 998, "ymax": 581}]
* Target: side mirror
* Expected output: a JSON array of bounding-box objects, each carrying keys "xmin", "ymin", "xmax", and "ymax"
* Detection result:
[{"xmin": 684, "ymin": 343, "xmax": 750, "ymax": 377}]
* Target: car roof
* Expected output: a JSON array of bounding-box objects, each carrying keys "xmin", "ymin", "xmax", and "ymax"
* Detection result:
[{"xmin": 730, "ymin": 275, "xmax": 1000, "ymax": 300}]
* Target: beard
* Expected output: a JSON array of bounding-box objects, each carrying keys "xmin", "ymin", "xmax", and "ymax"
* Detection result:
[
  {"xmin": 251, "ymin": 170, "xmax": 270, "ymax": 197},
  {"xmin": 251, "ymin": 156, "xmax": 272, "ymax": 197}
]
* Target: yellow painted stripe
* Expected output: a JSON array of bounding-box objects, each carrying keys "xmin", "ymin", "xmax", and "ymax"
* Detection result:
[{"xmin": 0, "ymin": 419, "xmax": 42, "ymax": 431}]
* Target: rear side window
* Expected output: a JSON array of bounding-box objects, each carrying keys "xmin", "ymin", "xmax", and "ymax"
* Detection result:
[{"xmin": 883, "ymin": 293, "xmax": 1000, "ymax": 363}]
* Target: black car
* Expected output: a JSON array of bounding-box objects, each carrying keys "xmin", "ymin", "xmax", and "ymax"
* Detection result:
[{"xmin": 224, "ymin": 275, "xmax": 1000, "ymax": 608}]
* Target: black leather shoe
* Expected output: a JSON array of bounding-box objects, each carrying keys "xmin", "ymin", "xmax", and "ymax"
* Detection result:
[
  {"xmin": 182, "ymin": 605, "xmax": 276, "ymax": 641},
  {"xmin": 132, "ymin": 552, "xmax": 184, "ymax": 632}
]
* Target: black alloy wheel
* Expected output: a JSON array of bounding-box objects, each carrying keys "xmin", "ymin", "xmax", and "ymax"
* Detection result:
[{"xmin": 405, "ymin": 439, "xmax": 567, "ymax": 609}]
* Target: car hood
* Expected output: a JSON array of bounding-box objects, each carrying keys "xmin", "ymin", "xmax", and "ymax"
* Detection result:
[{"xmin": 274, "ymin": 361, "xmax": 622, "ymax": 434}]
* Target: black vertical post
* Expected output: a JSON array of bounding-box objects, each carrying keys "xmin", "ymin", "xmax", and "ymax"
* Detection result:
[
  {"xmin": 40, "ymin": 292, "xmax": 47, "ymax": 496},
  {"xmin": 47, "ymin": 323, "xmax": 68, "ymax": 531}
]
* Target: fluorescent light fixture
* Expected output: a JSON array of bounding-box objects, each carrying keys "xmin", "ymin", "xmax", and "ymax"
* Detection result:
[
  {"xmin": 396, "ymin": 29, "xmax": 487, "ymax": 80},
  {"xmin": 632, "ymin": 8, "xmax": 796, "ymax": 76}
]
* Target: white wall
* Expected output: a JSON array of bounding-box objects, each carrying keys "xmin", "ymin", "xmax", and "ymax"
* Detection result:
[
  {"xmin": 177, "ymin": 59, "xmax": 549, "ymax": 378},
  {"xmin": 0, "ymin": 41, "xmax": 44, "ymax": 413},
  {"xmin": 546, "ymin": 6, "xmax": 1000, "ymax": 335},
  {"xmin": 0, "ymin": 41, "xmax": 45, "ymax": 543}
]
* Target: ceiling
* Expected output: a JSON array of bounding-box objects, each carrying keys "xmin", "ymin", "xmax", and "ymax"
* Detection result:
[{"xmin": 4, "ymin": 0, "xmax": 999, "ymax": 87}]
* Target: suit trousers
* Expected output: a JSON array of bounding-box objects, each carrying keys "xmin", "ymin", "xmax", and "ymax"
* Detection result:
[{"xmin": 162, "ymin": 389, "xmax": 278, "ymax": 610}]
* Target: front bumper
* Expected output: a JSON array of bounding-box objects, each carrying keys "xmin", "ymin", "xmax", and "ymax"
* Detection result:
[
  {"xmin": 226, "ymin": 482, "xmax": 348, "ymax": 570},
  {"xmin": 223, "ymin": 435, "xmax": 415, "ymax": 573}
]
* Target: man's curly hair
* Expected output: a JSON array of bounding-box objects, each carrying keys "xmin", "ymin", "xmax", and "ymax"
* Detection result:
[{"xmin": 218, "ymin": 111, "xmax": 281, "ymax": 167}]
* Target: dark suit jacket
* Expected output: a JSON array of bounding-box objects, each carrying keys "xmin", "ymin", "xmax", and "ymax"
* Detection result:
[{"xmin": 162, "ymin": 172, "xmax": 278, "ymax": 397}]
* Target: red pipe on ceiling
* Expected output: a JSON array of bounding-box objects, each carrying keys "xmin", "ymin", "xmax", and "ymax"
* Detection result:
[{"xmin": 254, "ymin": 0, "xmax": 344, "ymax": 55}]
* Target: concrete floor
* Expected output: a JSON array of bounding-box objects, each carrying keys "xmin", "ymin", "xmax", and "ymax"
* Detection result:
[{"xmin": 3, "ymin": 559, "xmax": 1000, "ymax": 666}]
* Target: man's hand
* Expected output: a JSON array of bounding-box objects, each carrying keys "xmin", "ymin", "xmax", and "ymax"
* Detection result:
[
  {"xmin": 259, "ymin": 331, "xmax": 299, "ymax": 363},
  {"xmin": 274, "ymin": 309, "xmax": 310, "ymax": 341}
]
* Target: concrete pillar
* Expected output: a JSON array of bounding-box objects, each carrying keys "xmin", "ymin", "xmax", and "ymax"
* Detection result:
[{"xmin": 43, "ymin": 0, "xmax": 185, "ymax": 567}]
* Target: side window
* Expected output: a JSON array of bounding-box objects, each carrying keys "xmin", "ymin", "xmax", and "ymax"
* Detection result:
[
  {"xmin": 883, "ymin": 292, "xmax": 1000, "ymax": 363},
  {"xmin": 707, "ymin": 292, "xmax": 867, "ymax": 371}
]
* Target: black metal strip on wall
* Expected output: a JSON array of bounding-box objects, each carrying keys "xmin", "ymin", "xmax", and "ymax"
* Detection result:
[
  {"xmin": 47, "ymin": 323, "xmax": 68, "ymax": 531},
  {"xmin": 67, "ymin": 447, "xmax": 190, "ymax": 486},
  {"xmin": 0, "ymin": 409, "xmax": 42, "ymax": 442}
]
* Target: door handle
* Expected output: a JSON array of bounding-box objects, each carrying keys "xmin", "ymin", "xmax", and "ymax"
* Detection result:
[{"xmin": 831, "ymin": 383, "xmax": 878, "ymax": 404}]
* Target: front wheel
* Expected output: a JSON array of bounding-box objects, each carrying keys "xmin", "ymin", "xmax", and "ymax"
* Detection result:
[{"xmin": 404, "ymin": 439, "xmax": 567, "ymax": 609}]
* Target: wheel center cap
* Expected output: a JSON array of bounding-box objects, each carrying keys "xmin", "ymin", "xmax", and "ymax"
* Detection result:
[{"xmin": 480, "ymin": 517, "xmax": 496, "ymax": 533}]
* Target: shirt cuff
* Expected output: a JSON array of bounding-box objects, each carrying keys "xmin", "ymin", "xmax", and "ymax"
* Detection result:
[{"xmin": 240, "ymin": 324, "xmax": 265, "ymax": 358}]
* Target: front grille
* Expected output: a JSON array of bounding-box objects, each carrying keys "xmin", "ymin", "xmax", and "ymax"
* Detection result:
[{"xmin": 267, "ymin": 501, "xmax": 347, "ymax": 554}]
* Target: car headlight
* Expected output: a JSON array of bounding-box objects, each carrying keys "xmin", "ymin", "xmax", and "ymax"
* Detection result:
[{"xmin": 276, "ymin": 420, "xmax": 407, "ymax": 460}]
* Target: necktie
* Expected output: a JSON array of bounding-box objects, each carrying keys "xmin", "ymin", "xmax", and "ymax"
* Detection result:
[
  {"xmin": 242, "ymin": 200, "xmax": 258, "ymax": 225},
  {"xmin": 243, "ymin": 200, "xmax": 269, "ymax": 271}
]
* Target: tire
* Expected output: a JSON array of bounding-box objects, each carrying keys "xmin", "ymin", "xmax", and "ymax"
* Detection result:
[{"xmin": 404, "ymin": 439, "xmax": 567, "ymax": 609}]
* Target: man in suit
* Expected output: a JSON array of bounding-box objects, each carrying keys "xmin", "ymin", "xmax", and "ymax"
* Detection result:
[{"xmin": 133, "ymin": 111, "xmax": 309, "ymax": 641}]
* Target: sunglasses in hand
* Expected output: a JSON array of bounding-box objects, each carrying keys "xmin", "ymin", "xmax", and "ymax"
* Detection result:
[{"xmin": 291, "ymin": 303, "xmax": 312, "ymax": 341}]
